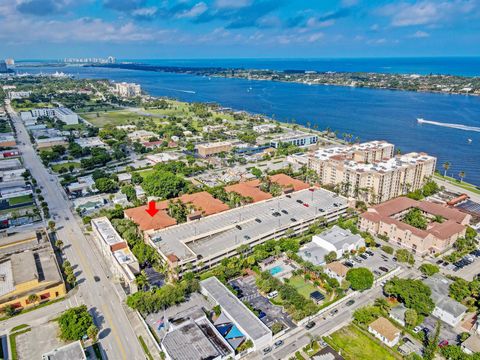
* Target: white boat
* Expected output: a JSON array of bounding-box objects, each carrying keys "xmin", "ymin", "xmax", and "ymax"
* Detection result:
[{"xmin": 468, "ymin": 139, "xmax": 472, "ymax": 143}]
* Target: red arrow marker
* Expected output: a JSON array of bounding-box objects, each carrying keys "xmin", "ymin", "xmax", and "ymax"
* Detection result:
[{"xmin": 145, "ymin": 201, "xmax": 159, "ymax": 217}]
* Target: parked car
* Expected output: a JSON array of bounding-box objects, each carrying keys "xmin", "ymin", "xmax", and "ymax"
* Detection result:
[
  {"xmin": 94, "ymin": 276, "xmax": 100, "ymax": 282},
  {"xmin": 413, "ymin": 326, "xmax": 422, "ymax": 333},
  {"xmin": 267, "ymin": 291, "xmax": 278, "ymax": 299},
  {"xmin": 281, "ymin": 209, "xmax": 288, "ymax": 214},
  {"xmin": 379, "ymin": 266, "xmax": 389, "ymax": 273},
  {"xmin": 305, "ymin": 321, "xmax": 315, "ymax": 329},
  {"xmin": 344, "ymin": 261, "xmax": 354, "ymax": 268},
  {"xmin": 346, "ymin": 300, "xmax": 355, "ymax": 306},
  {"xmin": 274, "ymin": 340, "xmax": 284, "ymax": 348},
  {"xmin": 366, "ymin": 250, "xmax": 374, "ymax": 256},
  {"xmin": 360, "ymin": 254, "xmax": 368, "ymax": 260},
  {"xmin": 438, "ymin": 340, "xmax": 449, "ymax": 348},
  {"xmin": 329, "ymin": 309, "xmax": 339, "ymax": 316},
  {"xmin": 263, "ymin": 347, "xmax": 272, "ymax": 354}
]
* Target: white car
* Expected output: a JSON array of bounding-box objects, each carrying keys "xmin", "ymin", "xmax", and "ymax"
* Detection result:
[{"xmin": 413, "ymin": 326, "xmax": 422, "ymax": 333}]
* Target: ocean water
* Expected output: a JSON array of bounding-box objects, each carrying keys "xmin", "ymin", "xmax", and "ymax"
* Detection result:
[{"xmin": 16, "ymin": 60, "xmax": 480, "ymax": 186}]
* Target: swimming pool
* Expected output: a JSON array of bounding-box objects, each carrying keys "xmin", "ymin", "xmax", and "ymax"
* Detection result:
[{"xmin": 269, "ymin": 265, "xmax": 284, "ymax": 275}]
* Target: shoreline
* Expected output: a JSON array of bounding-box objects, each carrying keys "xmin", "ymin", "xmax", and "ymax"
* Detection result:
[{"xmin": 84, "ymin": 63, "xmax": 480, "ymax": 98}]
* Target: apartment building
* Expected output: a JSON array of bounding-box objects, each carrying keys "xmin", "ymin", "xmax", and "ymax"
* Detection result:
[
  {"xmin": 308, "ymin": 141, "xmax": 436, "ymax": 203},
  {"xmin": 270, "ymin": 131, "xmax": 318, "ymax": 149},
  {"xmin": 114, "ymin": 82, "xmax": 141, "ymax": 97},
  {"xmin": 20, "ymin": 107, "xmax": 78, "ymax": 125},
  {"xmin": 196, "ymin": 141, "xmax": 233, "ymax": 157},
  {"xmin": 359, "ymin": 197, "xmax": 470, "ymax": 256}
]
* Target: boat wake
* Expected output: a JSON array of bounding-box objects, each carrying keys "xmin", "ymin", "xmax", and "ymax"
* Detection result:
[
  {"xmin": 162, "ymin": 87, "xmax": 196, "ymax": 94},
  {"xmin": 417, "ymin": 118, "xmax": 480, "ymax": 132}
]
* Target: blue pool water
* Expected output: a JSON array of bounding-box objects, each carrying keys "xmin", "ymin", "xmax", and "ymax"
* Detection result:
[{"xmin": 269, "ymin": 265, "xmax": 284, "ymax": 275}]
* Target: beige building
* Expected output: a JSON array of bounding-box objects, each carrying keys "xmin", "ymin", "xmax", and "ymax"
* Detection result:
[
  {"xmin": 0, "ymin": 230, "xmax": 66, "ymax": 312},
  {"xmin": 114, "ymin": 82, "xmax": 141, "ymax": 97},
  {"xmin": 308, "ymin": 141, "xmax": 436, "ymax": 204},
  {"xmin": 360, "ymin": 197, "xmax": 471, "ymax": 256},
  {"xmin": 196, "ymin": 141, "xmax": 233, "ymax": 157}
]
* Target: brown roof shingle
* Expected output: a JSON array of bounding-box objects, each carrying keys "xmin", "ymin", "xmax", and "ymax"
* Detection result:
[{"xmin": 369, "ymin": 317, "xmax": 400, "ymax": 342}]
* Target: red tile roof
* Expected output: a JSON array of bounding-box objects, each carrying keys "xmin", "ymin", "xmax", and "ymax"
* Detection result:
[
  {"xmin": 225, "ymin": 181, "xmax": 272, "ymax": 203},
  {"xmin": 124, "ymin": 191, "xmax": 228, "ymax": 232},
  {"xmin": 269, "ymin": 174, "xmax": 310, "ymax": 191},
  {"xmin": 361, "ymin": 197, "xmax": 468, "ymax": 240}
]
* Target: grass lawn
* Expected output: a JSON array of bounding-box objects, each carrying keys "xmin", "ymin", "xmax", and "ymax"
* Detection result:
[
  {"xmin": 288, "ymin": 275, "xmax": 320, "ymax": 300},
  {"xmin": 434, "ymin": 173, "xmax": 480, "ymax": 195},
  {"xmin": 8, "ymin": 194, "xmax": 33, "ymax": 206},
  {"xmin": 80, "ymin": 99, "xmax": 234, "ymax": 129},
  {"xmin": 80, "ymin": 110, "xmax": 145, "ymax": 127},
  {"xmin": 138, "ymin": 169, "xmax": 155, "ymax": 179},
  {"xmin": 51, "ymin": 162, "xmax": 80, "ymax": 172},
  {"xmin": 325, "ymin": 325, "xmax": 399, "ymax": 360}
]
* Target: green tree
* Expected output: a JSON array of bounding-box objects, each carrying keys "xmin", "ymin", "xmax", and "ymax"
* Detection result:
[
  {"xmin": 55, "ymin": 239, "xmax": 64, "ymax": 250},
  {"xmin": 419, "ymin": 263, "xmax": 439, "ymax": 276},
  {"xmin": 58, "ymin": 305, "xmax": 94, "ymax": 341},
  {"xmin": 87, "ymin": 325, "xmax": 99, "ymax": 342},
  {"xmin": 381, "ymin": 245, "xmax": 394, "ymax": 255},
  {"xmin": 395, "ymin": 249, "xmax": 415, "ymax": 265},
  {"xmin": 423, "ymin": 321, "xmax": 441, "ymax": 360},
  {"xmin": 442, "ymin": 161, "xmax": 450, "ymax": 177},
  {"xmin": 27, "ymin": 293, "xmax": 40, "ymax": 305},
  {"xmin": 47, "ymin": 220, "xmax": 56, "ymax": 231},
  {"xmin": 94, "ymin": 177, "xmax": 118, "ymax": 193},
  {"xmin": 271, "ymin": 322, "xmax": 283, "ymax": 335},
  {"xmin": 449, "ymin": 278, "xmax": 471, "ymax": 302},
  {"xmin": 251, "ymin": 167, "xmax": 262, "ymax": 179},
  {"xmin": 384, "ymin": 277, "xmax": 434, "ymax": 316},
  {"xmin": 324, "ymin": 251, "xmax": 337, "ymax": 264},
  {"xmin": 142, "ymin": 170, "xmax": 187, "ymax": 198},
  {"xmin": 404, "ymin": 308, "xmax": 418, "ymax": 327},
  {"xmin": 346, "ymin": 268, "xmax": 374, "ymax": 291}
]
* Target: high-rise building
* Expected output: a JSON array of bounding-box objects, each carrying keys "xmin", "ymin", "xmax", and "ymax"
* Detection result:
[
  {"xmin": 307, "ymin": 140, "xmax": 437, "ymax": 203},
  {"xmin": 114, "ymin": 82, "xmax": 141, "ymax": 97},
  {"xmin": 0, "ymin": 61, "xmax": 7, "ymax": 73}
]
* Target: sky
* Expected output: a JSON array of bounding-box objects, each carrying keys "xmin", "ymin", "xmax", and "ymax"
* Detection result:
[{"xmin": 1, "ymin": 0, "xmax": 479, "ymax": 59}]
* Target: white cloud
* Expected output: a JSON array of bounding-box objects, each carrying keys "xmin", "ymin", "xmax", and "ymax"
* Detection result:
[
  {"xmin": 132, "ymin": 6, "xmax": 157, "ymax": 17},
  {"xmin": 176, "ymin": 2, "xmax": 208, "ymax": 19},
  {"xmin": 378, "ymin": 0, "xmax": 477, "ymax": 27},
  {"xmin": 411, "ymin": 30, "xmax": 430, "ymax": 38},
  {"xmin": 214, "ymin": 0, "xmax": 251, "ymax": 9}
]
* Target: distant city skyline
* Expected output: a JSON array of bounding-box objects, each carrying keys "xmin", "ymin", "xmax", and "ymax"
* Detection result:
[{"xmin": 1, "ymin": 0, "xmax": 479, "ymax": 59}]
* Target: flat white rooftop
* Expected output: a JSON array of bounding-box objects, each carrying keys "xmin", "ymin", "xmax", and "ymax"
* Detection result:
[
  {"xmin": 149, "ymin": 188, "xmax": 347, "ymax": 263},
  {"xmin": 92, "ymin": 217, "xmax": 125, "ymax": 247},
  {"xmin": 201, "ymin": 277, "xmax": 271, "ymax": 343}
]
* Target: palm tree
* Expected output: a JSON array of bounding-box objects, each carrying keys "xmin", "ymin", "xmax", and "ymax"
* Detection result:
[
  {"xmin": 374, "ymin": 298, "xmax": 390, "ymax": 313},
  {"xmin": 135, "ymin": 272, "xmax": 148, "ymax": 291},
  {"xmin": 459, "ymin": 171, "xmax": 465, "ymax": 183},
  {"xmin": 442, "ymin": 161, "xmax": 450, "ymax": 177},
  {"xmin": 27, "ymin": 293, "xmax": 40, "ymax": 305}
]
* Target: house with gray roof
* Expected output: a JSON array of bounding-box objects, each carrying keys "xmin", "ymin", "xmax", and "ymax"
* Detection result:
[
  {"xmin": 389, "ymin": 304, "xmax": 407, "ymax": 327},
  {"xmin": 423, "ymin": 274, "xmax": 468, "ymax": 327},
  {"xmin": 298, "ymin": 225, "xmax": 365, "ymax": 265}
]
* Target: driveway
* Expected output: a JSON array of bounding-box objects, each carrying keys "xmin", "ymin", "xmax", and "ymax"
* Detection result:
[{"xmin": 229, "ymin": 275, "xmax": 296, "ymax": 332}]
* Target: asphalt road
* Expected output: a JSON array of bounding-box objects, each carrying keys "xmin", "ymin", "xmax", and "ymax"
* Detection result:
[
  {"xmin": 6, "ymin": 102, "xmax": 145, "ymax": 360},
  {"xmin": 256, "ymin": 267, "xmax": 419, "ymax": 360}
]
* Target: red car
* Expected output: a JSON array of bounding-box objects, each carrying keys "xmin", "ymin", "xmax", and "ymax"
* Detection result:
[
  {"xmin": 303, "ymin": 203, "xmax": 309, "ymax": 207},
  {"xmin": 438, "ymin": 340, "xmax": 449, "ymax": 348}
]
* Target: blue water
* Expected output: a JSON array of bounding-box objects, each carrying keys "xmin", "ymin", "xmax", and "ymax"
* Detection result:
[
  {"xmin": 16, "ymin": 60, "xmax": 480, "ymax": 186},
  {"xmin": 270, "ymin": 265, "xmax": 284, "ymax": 275}
]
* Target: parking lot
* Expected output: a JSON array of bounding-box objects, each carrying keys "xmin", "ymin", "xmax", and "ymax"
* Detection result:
[
  {"xmin": 229, "ymin": 275, "xmax": 296, "ymax": 332},
  {"xmin": 438, "ymin": 248, "xmax": 480, "ymax": 281},
  {"xmin": 422, "ymin": 315, "xmax": 460, "ymax": 346},
  {"xmin": 342, "ymin": 248, "xmax": 397, "ymax": 279}
]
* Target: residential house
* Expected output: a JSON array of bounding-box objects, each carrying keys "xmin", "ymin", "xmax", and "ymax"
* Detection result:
[{"xmin": 368, "ymin": 317, "xmax": 401, "ymax": 347}]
